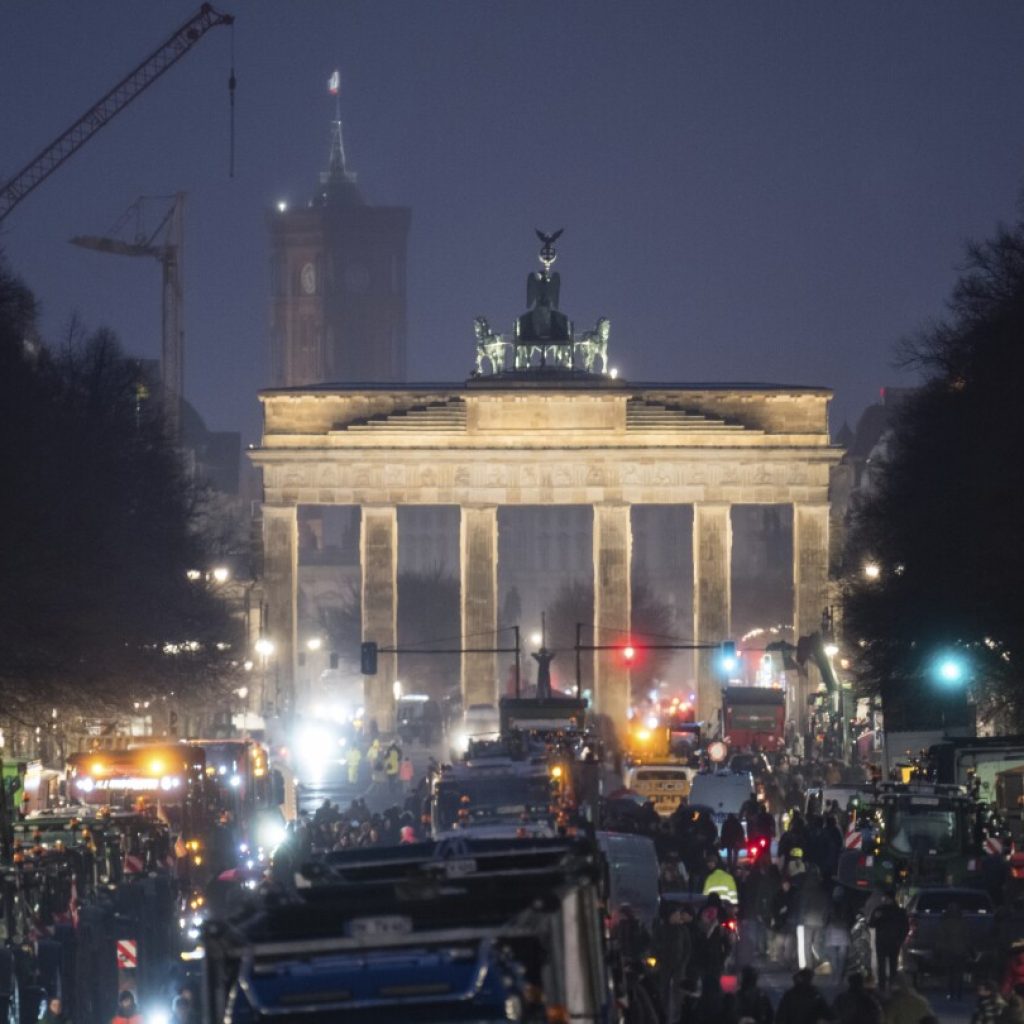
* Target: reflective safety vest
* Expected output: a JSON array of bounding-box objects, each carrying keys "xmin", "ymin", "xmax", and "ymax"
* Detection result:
[{"xmin": 702, "ymin": 867, "xmax": 738, "ymax": 905}]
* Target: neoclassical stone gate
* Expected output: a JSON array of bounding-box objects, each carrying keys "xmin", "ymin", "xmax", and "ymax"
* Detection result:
[
  {"xmin": 253, "ymin": 234, "xmax": 839, "ymax": 734},
  {"xmin": 252, "ymin": 376, "xmax": 839, "ymax": 733}
]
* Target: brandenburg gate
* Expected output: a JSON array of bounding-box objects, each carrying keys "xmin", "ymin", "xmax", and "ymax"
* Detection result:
[{"xmin": 252, "ymin": 234, "xmax": 840, "ymax": 733}]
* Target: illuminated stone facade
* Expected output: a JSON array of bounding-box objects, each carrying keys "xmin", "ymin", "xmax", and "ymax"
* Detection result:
[{"xmin": 252, "ymin": 379, "xmax": 839, "ymax": 732}]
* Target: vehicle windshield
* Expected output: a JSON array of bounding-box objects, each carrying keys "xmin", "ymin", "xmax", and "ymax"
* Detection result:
[
  {"xmin": 435, "ymin": 776, "xmax": 553, "ymax": 830},
  {"xmin": 887, "ymin": 797, "xmax": 960, "ymax": 854}
]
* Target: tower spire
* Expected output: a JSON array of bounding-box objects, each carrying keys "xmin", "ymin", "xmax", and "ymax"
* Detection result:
[{"xmin": 319, "ymin": 69, "xmax": 360, "ymax": 203}]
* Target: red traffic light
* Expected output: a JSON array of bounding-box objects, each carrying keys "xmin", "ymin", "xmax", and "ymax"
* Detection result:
[{"xmin": 622, "ymin": 645, "xmax": 636, "ymax": 663}]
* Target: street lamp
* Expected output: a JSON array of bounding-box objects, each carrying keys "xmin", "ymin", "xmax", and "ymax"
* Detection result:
[
  {"xmin": 863, "ymin": 561, "xmax": 881, "ymax": 581},
  {"xmin": 306, "ymin": 636, "xmax": 323, "ymax": 652},
  {"xmin": 211, "ymin": 565, "xmax": 230, "ymax": 584},
  {"xmin": 529, "ymin": 631, "xmax": 543, "ymax": 647},
  {"xmin": 934, "ymin": 652, "xmax": 968, "ymax": 686}
]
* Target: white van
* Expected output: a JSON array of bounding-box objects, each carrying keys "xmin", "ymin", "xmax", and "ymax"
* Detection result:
[{"xmin": 688, "ymin": 770, "xmax": 756, "ymax": 828}]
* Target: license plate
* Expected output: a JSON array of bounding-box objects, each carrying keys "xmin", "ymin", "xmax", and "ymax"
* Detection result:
[{"xmin": 346, "ymin": 915, "xmax": 413, "ymax": 940}]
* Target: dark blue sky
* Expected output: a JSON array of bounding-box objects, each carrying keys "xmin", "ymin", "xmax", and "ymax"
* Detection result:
[{"xmin": 4, "ymin": 2, "xmax": 1024, "ymax": 445}]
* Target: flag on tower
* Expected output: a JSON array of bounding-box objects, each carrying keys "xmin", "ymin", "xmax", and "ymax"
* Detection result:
[{"xmin": 328, "ymin": 70, "xmax": 340, "ymax": 95}]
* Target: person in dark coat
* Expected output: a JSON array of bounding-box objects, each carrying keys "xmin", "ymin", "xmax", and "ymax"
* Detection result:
[
  {"xmin": 774, "ymin": 968, "xmax": 833, "ymax": 1024},
  {"xmin": 868, "ymin": 890, "xmax": 909, "ymax": 992},
  {"xmin": 652, "ymin": 905, "xmax": 692, "ymax": 1023},
  {"xmin": 733, "ymin": 964, "xmax": 774, "ymax": 1024},
  {"xmin": 721, "ymin": 812, "xmax": 746, "ymax": 871},
  {"xmin": 832, "ymin": 971, "xmax": 882, "ymax": 1024}
]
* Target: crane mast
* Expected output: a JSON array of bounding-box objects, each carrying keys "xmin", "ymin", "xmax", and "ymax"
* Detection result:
[
  {"xmin": 0, "ymin": 4, "xmax": 233, "ymax": 222},
  {"xmin": 72, "ymin": 194, "xmax": 186, "ymax": 440}
]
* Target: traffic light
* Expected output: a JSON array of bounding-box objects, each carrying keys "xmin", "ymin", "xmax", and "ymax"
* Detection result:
[
  {"xmin": 360, "ymin": 641, "xmax": 378, "ymax": 675},
  {"xmin": 622, "ymin": 644, "xmax": 636, "ymax": 664},
  {"xmin": 717, "ymin": 640, "xmax": 738, "ymax": 675}
]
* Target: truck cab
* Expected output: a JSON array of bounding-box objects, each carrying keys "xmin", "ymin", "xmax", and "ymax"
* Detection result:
[{"xmin": 202, "ymin": 838, "xmax": 615, "ymax": 1024}]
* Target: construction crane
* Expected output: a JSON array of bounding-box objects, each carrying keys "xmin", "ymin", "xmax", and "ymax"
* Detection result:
[
  {"xmin": 72, "ymin": 194, "xmax": 186, "ymax": 439},
  {"xmin": 0, "ymin": 4, "xmax": 234, "ymax": 223}
]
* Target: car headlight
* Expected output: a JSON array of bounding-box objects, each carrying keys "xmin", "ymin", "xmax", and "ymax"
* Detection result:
[{"xmin": 258, "ymin": 820, "xmax": 287, "ymax": 850}]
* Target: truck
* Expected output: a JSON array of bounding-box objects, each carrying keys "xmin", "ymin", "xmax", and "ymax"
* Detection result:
[
  {"xmin": 499, "ymin": 696, "xmax": 587, "ymax": 738},
  {"xmin": 429, "ymin": 754, "xmax": 561, "ymax": 839},
  {"xmin": 837, "ymin": 782, "xmax": 987, "ymax": 891},
  {"xmin": 202, "ymin": 837, "xmax": 617, "ymax": 1024},
  {"xmin": 722, "ymin": 686, "xmax": 786, "ymax": 752},
  {"xmin": 926, "ymin": 736, "xmax": 1024, "ymax": 834}
]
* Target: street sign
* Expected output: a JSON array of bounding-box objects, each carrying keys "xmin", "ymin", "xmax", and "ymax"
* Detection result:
[{"xmin": 116, "ymin": 939, "xmax": 137, "ymax": 969}]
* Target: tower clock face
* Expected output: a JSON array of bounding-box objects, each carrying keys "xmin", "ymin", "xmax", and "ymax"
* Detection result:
[
  {"xmin": 344, "ymin": 264, "xmax": 370, "ymax": 294},
  {"xmin": 300, "ymin": 262, "xmax": 316, "ymax": 295}
]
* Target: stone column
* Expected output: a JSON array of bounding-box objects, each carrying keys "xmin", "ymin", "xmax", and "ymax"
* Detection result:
[
  {"xmin": 793, "ymin": 503, "xmax": 831, "ymax": 732},
  {"xmin": 593, "ymin": 504, "xmax": 632, "ymax": 728},
  {"xmin": 261, "ymin": 504, "xmax": 298, "ymax": 718},
  {"xmin": 460, "ymin": 505, "xmax": 499, "ymax": 707},
  {"xmin": 693, "ymin": 504, "xmax": 732, "ymax": 732},
  {"xmin": 361, "ymin": 505, "xmax": 398, "ymax": 734}
]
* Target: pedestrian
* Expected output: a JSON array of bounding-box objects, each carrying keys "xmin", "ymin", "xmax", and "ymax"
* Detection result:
[
  {"xmin": 832, "ymin": 971, "xmax": 882, "ymax": 1024},
  {"xmin": 794, "ymin": 864, "xmax": 830, "ymax": 971},
  {"xmin": 385, "ymin": 742, "xmax": 401, "ymax": 796},
  {"xmin": 868, "ymin": 890, "xmax": 909, "ymax": 992},
  {"xmin": 346, "ymin": 744, "xmax": 362, "ymax": 786},
  {"xmin": 171, "ymin": 995, "xmax": 193, "ymax": 1024},
  {"xmin": 880, "ymin": 971, "xmax": 929, "ymax": 1024},
  {"xmin": 689, "ymin": 974, "xmax": 738, "ymax": 1024},
  {"xmin": 823, "ymin": 899, "xmax": 851, "ymax": 982},
  {"xmin": 774, "ymin": 967, "xmax": 833, "ymax": 1024},
  {"xmin": 702, "ymin": 855, "xmax": 739, "ymax": 907},
  {"xmin": 934, "ymin": 900, "xmax": 971, "ymax": 1001},
  {"xmin": 398, "ymin": 753, "xmax": 414, "ymax": 792},
  {"xmin": 111, "ymin": 990, "xmax": 143, "ymax": 1024},
  {"xmin": 652, "ymin": 905, "xmax": 692, "ymax": 1024},
  {"xmin": 770, "ymin": 876, "xmax": 798, "ymax": 969},
  {"xmin": 972, "ymin": 977, "xmax": 1007, "ymax": 1023},
  {"xmin": 733, "ymin": 964, "xmax": 774, "ymax": 1024},
  {"xmin": 721, "ymin": 812, "xmax": 745, "ymax": 871},
  {"xmin": 40, "ymin": 997, "xmax": 66, "ymax": 1024}
]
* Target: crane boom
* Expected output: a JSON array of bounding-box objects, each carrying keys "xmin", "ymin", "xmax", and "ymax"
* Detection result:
[{"xmin": 0, "ymin": 3, "xmax": 233, "ymax": 222}]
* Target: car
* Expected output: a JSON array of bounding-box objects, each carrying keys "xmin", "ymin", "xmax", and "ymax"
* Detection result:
[
  {"xmin": 688, "ymin": 770, "xmax": 756, "ymax": 829},
  {"xmin": 900, "ymin": 887, "xmax": 996, "ymax": 980},
  {"xmin": 396, "ymin": 694, "xmax": 443, "ymax": 745}
]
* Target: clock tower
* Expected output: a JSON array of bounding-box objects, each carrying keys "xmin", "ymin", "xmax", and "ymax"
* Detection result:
[{"xmin": 268, "ymin": 97, "xmax": 411, "ymax": 386}]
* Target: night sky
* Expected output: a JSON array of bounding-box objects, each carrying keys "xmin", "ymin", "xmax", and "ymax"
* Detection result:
[{"xmin": 4, "ymin": 2, "xmax": 1024, "ymax": 447}]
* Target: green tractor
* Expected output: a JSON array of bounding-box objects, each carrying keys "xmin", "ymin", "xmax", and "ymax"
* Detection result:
[{"xmin": 838, "ymin": 782, "xmax": 987, "ymax": 893}]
